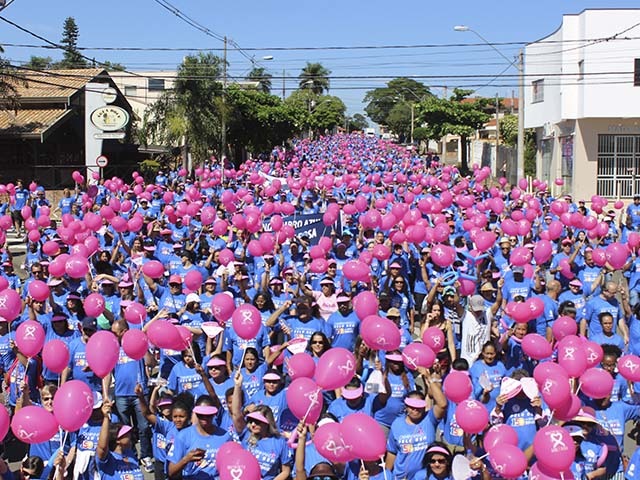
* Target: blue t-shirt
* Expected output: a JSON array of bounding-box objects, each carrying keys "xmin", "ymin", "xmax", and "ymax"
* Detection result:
[
  {"xmin": 166, "ymin": 424, "xmax": 231, "ymax": 480},
  {"xmin": 96, "ymin": 450, "xmax": 144, "ymax": 480},
  {"xmin": 386, "ymin": 411, "xmax": 439, "ymax": 480},
  {"xmin": 167, "ymin": 362, "xmax": 202, "ymax": 395},
  {"xmin": 67, "ymin": 337, "xmax": 102, "ymax": 391},
  {"xmin": 239, "ymin": 430, "xmax": 292, "ymax": 480},
  {"xmin": 248, "ymin": 389, "xmax": 288, "ymax": 424},
  {"xmin": 326, "ymin": 310, "xmax": 360, "ymax": 349},
  {"xmin": 373, "ymin": 372, "xmax": 415, "ymax": 428},
  {"xmin": 584, "ymin": 296, "xmax": 623, "ymax": 337}
]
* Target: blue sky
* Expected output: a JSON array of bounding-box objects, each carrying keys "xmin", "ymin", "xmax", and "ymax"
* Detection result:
[{"xmin": 2, "ymin": 0, "xmax": 640, "ymax": 115}]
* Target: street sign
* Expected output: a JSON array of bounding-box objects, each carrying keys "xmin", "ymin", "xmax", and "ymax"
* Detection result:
[
  {"xmin": 94, "ymin": 132, "xmax": 125, "ymax": 139},
  {"xmin": 96, "ymin": 155, "xmax": 109, "ymax": 168}
]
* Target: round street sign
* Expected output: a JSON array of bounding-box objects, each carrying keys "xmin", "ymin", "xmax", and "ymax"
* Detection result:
[{"xmin": 96, "ymin": 155, "xmax": 109, "ymax": 168}]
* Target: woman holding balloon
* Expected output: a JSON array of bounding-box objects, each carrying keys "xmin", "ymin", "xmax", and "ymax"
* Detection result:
[
  {"xmin": 229, "ymin": 394, "xmax": 292, "ymax": 480},
  {"xmin": 469, "ymin": 341, "xmax": 506, "ymax": 410},
  {"xmin": 385, "ymin": 376, "xmax": 447, "ymax": 480},
  {"xmin": 96, "ymin": 399, "xmax": 144, "ymax": 480}
]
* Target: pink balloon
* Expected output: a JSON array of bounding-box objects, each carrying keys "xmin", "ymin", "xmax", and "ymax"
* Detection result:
[
  {"xmin": 84, "ymin": 293, "xmax": 105, "ymax": 317},
  {"xmin": 27, "ymin": 280, "xmax": 49, "ymax": 302},
  {"xmin": 313, "ymin": 422, "xmax": 352, "ymax": 463},
  {"xmin": 342, "ymin": 260, "xmax": 370, "ymax": 282},
  {"xmin": 315, "ymin": 347, "xmax": 356, "ymax": 390},
  {"xmin": 211, "ymin": 293, "xmax": 235, "ymax": 323},
  {"xmin": 48, "ymin": 256, "xmax": 67, "ymax": 277},
  {"xmin": 456, "ymin": 399, "xmax": 489, "ymax": 434},
  {"xmin": 551, "ymin": 316, "xmax": 578, "ymax": 340},
  {"xmin": 401, "ymin": 342, "xmax": 435, "ymax": 370},
  {"xmin": 147, "ymin": 320, "xmax": 184, "ymax": 351},
  {"xmin": 0, "ymin": 288, "xmax": 22, "ymax": 320},
  {"xmin": 218, "ymin": 448, "xmax": 261, "ymax": 480},
  {"xmin": 65, "ymin": 254, "xmax": 89, "ymax": 278},
  {"xmin": 215, "ymin": 442, "xmax": 244, "ymax": 472},
  {"xmin": 530, "ymin": 462, "xmax": 575, "ymax": 480},
  {"xmin": 584, "ymin": 341, "xmax": 603, "ymax": 368},
  {"xmin": 605, "ymin": 242, "xmax": 629, "ymax": 269},
  {"xmin": 124, "ymin": 302, "xmax": 147, "ymax": 325},
  {"xmin": 534, "ymin": 426, "xmax": 575, "ymax": 473},
  {"xmin": 86, "ymin": 330, "xmax": 120, "ymax": 378},
  {"xmin": 521, "ymin": 333, "xmax": 552, "ymax": 360},
  {"xmin": 483, "ymin": 424, "xmax": 519, "ymax": 451},
  {"xmin": 422, "ymin": 326, "xmax": 446, "ymax": 352},
  {"xmin": 488, "ymin": 444, "xmax": 528, "ymax": 479},
  {"xmin": 184, "ymin": 270, "xmax": 203, "ymax": 291},
  {"xmin": 430, "ymin": 244, "xmax": 456, "ymax": 267},
  {"xmin": 342, "ymin": 413, "xmax": 387, "ymax": 461},
  {"xmin": 285, "ymin": 353, "xmax": 316, "ymax": 380},
  {"xmin": 231, "ymin": 304, "xmax": 262, "ymax": 340},
  {"xmin": 53, "ymin": 380, "xmax": 94, "ymax": 431},
  {"xmin": 554, "ymin": 393, "xmax": 582, "ymax": 422},
  {"xmin": 558, "ymin": 343, "xmax": 587, "ymax": 378},
  {"xmin": 16, "ymin": 320, "xmax": 45, "ymax": 357},
  {"xmin": 11, "ymin": 406, "xmax": 59, "ymax": 444},
  {"xmin": 42, "ymin": 339, "xmax": 70, "ymax": 374},
  {"xmin": 309, "ymin": 258, "xmax": 328, "ymax": 274},
  {"xmin": 443, "ymin": 370, "xmax": 472, "ymax": 403},
  {"xmin": 618, "ymin": 355, "xmax": 640, "ymax": 382},
  {"xmin": 218, "ymin": 249, "xmax": 235, "ymax": 266},
  {"xmin": 538, "ymin": 372, "xmax": 571, "ymax": 410},
  {"xmin": 579, "ymin": 368, "xmax": 613, "ymax": 399},
  {"xmin": 285, "ymin": 377, "xmax": 323, "ymax": 424},
  {"xmin": 142, "ymin": 260, "xmax": 165, "ymax": 279},
  {"xmin": 0, "ymin": 405, "xmax": 8, "ymax": 442},
  {"xmin": 475, "ymin": 231, "xmax": 497, "ymax": 252},
  {"xmin": 352, "ymin": 291, "xmax": 379, "ymax": 320},
  {"xmin": 361, "ymin": 316, "xmax": 401, "ymax": 351},
  {"xmin": 122, "ymin": 329, "xmax": 148, "ymax": 361}
]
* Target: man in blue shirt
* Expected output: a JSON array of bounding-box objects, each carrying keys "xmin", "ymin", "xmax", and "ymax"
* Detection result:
[
  {"xmin": 627, "ymin": 194, "xmax": 640, "ymax": 230},
  {"xmin": 11, "ymin": 179, "xmax": 29, "ymax": 234}
]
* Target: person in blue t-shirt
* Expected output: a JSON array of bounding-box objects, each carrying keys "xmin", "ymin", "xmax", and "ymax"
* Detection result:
[
  {"xmin": 385, "ymin": 376, "xmax": 448, "ymax": 480},
  {"xmin": 326, "ymin": 295, "xmax": 359, "ymax": 349},
  {"xmin": 95, "ymin": 400, "xmax": 144, "ymax": 480},
  {"xmin": 229, "ymin": 379, "xmax": 292, "ymax": 480},
  {"xmin": 590, "ymin": 312, "xmax": 626, "ymax": 350},
  {"xmin": 136, "ymin": 385, "xmax": 191, "ymax": 480},
  {"xmin": 167, "ymin": 396, "xmax": 231, "ymax": 480},
  {"xmin": 583, "ymin": 282, "xmax": 628, "ymax": 342},
  {"xmin": 11, "ymin": 179, "xmax": 29, "ymax": 234}
]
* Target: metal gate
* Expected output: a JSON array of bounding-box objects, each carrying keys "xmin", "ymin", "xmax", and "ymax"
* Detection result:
[{"xmin": 597, "ymin": 135, "xmax": 640, "ymax": 198}]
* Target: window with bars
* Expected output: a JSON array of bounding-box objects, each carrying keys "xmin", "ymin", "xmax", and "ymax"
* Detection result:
[
  {"xmin": 597, "ymin": 134, "xmax": 640, "ymax": 198},
  {"xmin": 532, "ymin": 79, "xmax": 544, "ymax": 103}
]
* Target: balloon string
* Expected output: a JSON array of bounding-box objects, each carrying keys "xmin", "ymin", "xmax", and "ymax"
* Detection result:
[
  {"xmin": 547, "ymin": 410, "xmax": 555, "ymax": 426},
  {"xmin": 380, "ymin": 455, "xmax": 388, "ymax": 480},
  {"xmin": 237, "ymin": 346, "xmax": 247, "ymax": 372}
]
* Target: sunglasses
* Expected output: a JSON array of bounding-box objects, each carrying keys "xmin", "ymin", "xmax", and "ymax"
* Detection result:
[
  {"xmin": 429, "ymin": 458, "xmax": 447, "ymax": 465},
  {"xmin": 309, "ymin": 476, "xmax": 338, "ymax": 480},
  {"xmin": 311, "ymin": 340, "xmax": 324, "ymax": 345}
]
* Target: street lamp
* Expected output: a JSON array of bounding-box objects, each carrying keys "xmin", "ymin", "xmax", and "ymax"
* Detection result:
[{"xmin": 454, "ymin": 25, "xmax": 524, "ymax": 181}]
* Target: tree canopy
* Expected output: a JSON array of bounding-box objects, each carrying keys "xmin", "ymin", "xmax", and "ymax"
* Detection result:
[
  {"xmin": 298, "ymin": 62, "xmax": 331, "ymax": 95},
  {"xmin": 364, "ymin": 78, "xmax": 431, "ymax": 127},
  {"xmin": 416, "ymin": 88, "xmax": 490, "ymax": 173},
  {"xmin": 59, "ymin": 17, "xmax": 87, "ymax": 69},
  {"xmin": 246, "ymin": 67, "xmax": 272, "ymax": 94}
]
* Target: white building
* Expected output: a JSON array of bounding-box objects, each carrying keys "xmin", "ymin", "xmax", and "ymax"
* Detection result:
[{"xmin": 524, "ymin": 8, "xmax": 640, "ymax": 200}]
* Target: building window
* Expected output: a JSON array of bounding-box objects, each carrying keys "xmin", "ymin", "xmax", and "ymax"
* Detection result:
[
  {"xmin": 124, "ymin": 85, "xmax": 137, "ymax": 97},
  {"xmin": 635, "ymin": 59, "xmax": 640, "ymax": 86},
  {"xmin": 597, "ymin": 134, "xmax": 640, "ymax": 198},
  {"xmin": 148, "ymin": 78, "xmax": 165, "ymax": 92},
  {"xmin": 578, "ymin": 60, "xmax": 584, "ymax": 81},
  {"xmin": 532, "ymin": 79, "xmax": 544, "ymax": 103},
  {"xmin": 561, "ymin": 136, "xmax": 574, "ymax": 192}
]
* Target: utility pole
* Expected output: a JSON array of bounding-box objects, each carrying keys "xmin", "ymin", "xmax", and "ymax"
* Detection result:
[
  {"xmin": 517, "ymin": 50, "xmax": 525, "ymax": 181},
  {"xmin": 495, "ymin": 93, "xmax": 500, "ymax": 176},
  {"xmin": 410, "ymin": 103, "xmax": 415, "ymax": 145},
  {"xmin": 220, "ymin": 36, "xmax": 227, "ymax": 170},
  {"xmin": 282, "ymin": 68, "xmax": 285, "ymax": 100},
  {"xmin": 441, "ymin": 86, "xmax": 448, "ymax": 161}
]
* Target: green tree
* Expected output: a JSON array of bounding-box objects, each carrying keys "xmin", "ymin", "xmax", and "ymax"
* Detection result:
[
  {"xmin": 99, "ymin": 60, "xmax": 126, "ymax": 71},
  {"xmin": 412, "ymin": 127, "xmax": 429, "ymax": 143},
  {"xmin": 0, "ymin": 48, "xmax": 22, "ymax": 112},
  {"xmin": 298, "ymin": 62, "xmax": 331, "ymax": 95},
  {"xmin": 246, "ymin": 67, "xmax": 272, "ymax": 94},
  {"xmin": 58, "ymin": 17, "xmax": 87, "ymax": 69},
  {"xmin": 416, "ymin": 88, "xmax": 490, "ymax": 174},
  {"xmin": 225, "ymin": 85, "xmax": 297, "ymax": 157},
  {"xmin": 284, "ymin": 90, "xmax": 345, "ymax": 137},
  {"xmin": 346, "ymin": 113, "xmax": 368, "ymax": 132},
  {"xmin": 140, "ymin": 53, "xmax": 224, "ymax": 162},
  {"xmin": 24, "ymin": 56, "xmax": 53, "ymax": 70},
  {"xmin": 385, "ymin": 102, "xmax": 412, "ymax": 143},
  {"xmin": 364, "ymin": 78, "xmax": 431, "ymax": 127},
  {"xmin": 500, "ymin": 114, "xmax": 537, "ymax": 177}
]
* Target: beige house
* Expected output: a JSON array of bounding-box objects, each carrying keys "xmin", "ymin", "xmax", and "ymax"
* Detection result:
[{"xmin": 525, "ymin": 8, "xmax": 640, "ymax": 200}]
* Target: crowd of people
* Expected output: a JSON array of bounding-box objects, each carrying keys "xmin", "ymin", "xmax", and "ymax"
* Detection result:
[{"xmin": 0, "ymin": 134, "xmax": 638, "ymax": 480}]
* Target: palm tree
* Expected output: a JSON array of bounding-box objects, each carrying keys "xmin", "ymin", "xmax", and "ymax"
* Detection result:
[
  {"xmin": 246, "ymin": 67, "xmax": 272, "ymax": 94},
  {"xmin": 0, "ymin": 47, "xmax": 22, "ymax": 111},
  {"xmin": 298, "ymin": 62, "xmax": 331, "ymax": 95}
]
